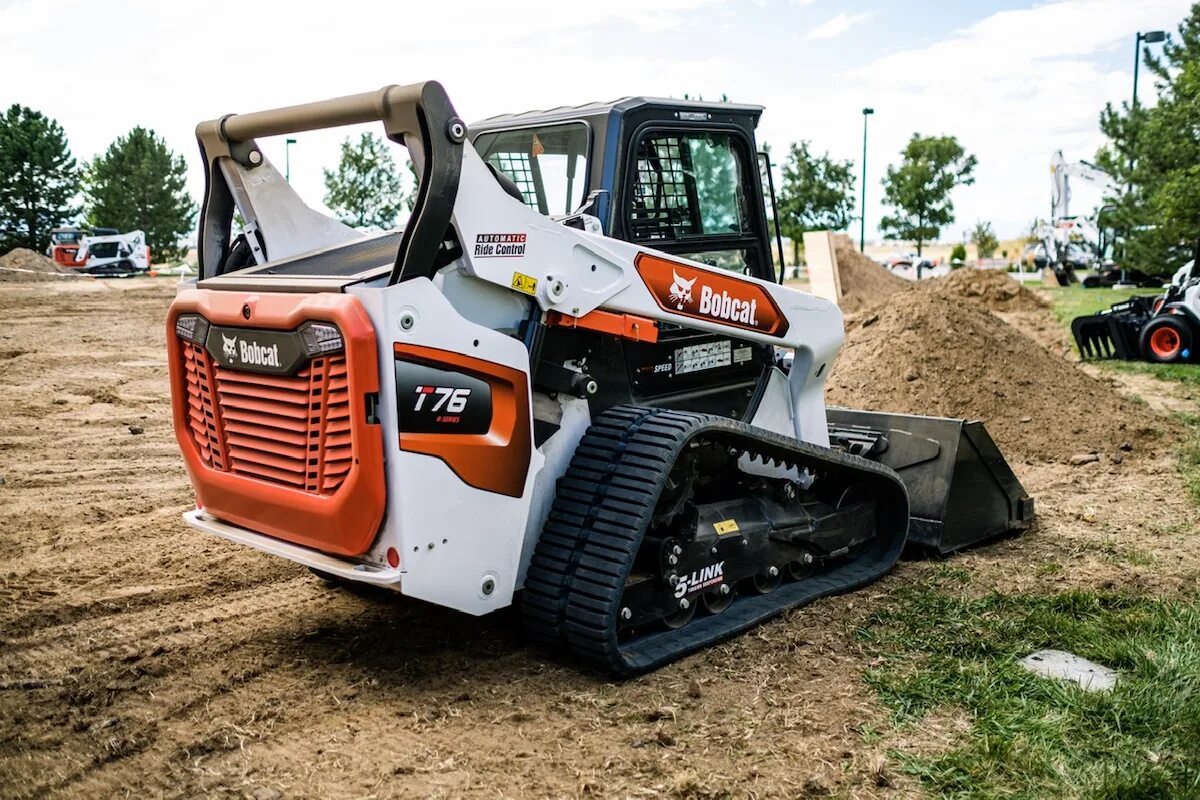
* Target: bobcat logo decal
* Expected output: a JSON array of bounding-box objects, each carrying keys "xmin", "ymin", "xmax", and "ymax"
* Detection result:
[
  {"xmin": 668, "ymin": 270, "xmax": 696, "ymax": 310},
  {"xmin": 222, "ymin": 333, "xmax": 238, "ymax": 361}
]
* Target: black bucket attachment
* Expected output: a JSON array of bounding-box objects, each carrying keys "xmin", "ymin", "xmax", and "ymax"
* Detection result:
[
  {"xmin": 827, "ymin": 408, "xmax": 1034, "ymax": 554},
  {"xmin": 1071, "ymin": 296, "xmax": 1154, "ymax": 360}
]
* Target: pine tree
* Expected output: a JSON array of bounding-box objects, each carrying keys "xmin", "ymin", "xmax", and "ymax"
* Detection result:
[
  {"xmin": 0, "ymin": 105, "xmax": 79, "ymax": 252},
  {"xmin": 85, "ymin": 127, "xmax": 195, "ymax": 261},
  {"xmin": 1095, "ymin": 5, "xmax": 1200, "ymax": 274},
  {"xmin": 323, "ymin": 133, "xmax": 405, "ymax": 230}
]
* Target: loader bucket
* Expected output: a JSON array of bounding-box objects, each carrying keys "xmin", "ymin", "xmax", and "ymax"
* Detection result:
[{"xmin": 827, "ymin": 408, "xmax": 1034, "ymax": 554}]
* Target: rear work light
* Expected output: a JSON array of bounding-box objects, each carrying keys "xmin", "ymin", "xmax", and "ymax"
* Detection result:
[
  {"xmin": 175, "ymin": 313, "xmax": 210, "ymax": 344},
  {"xmin": 299, "ymin": 321, "xmax": 345, "ymax": 356}
]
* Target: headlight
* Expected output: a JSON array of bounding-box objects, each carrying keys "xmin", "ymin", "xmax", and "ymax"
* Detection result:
[
  {"xmin": 299, "ymin": 322, "xmax": 344, "ymax": 356},
  {"xmin": 175, "ymin": 314, "xmax": 210, "ymax": 344}
]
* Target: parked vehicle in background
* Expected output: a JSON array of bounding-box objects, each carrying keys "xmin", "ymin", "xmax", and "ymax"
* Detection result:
[
  {"xmin": 1073, "ymin": 249, "xmax": 1200, "ymax": 363},
  {"xmin": 46, "ymin": 226, "xmax": 117, "ymax": 268},
  {"xmin": 49, "ymin": 227, "xmax": 151, "ymax": 276}
]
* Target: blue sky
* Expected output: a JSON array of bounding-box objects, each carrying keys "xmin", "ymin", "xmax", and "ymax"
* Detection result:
[{"xmin": 0, "ymin": 0, "xmax": 1192, "ymax": 242}]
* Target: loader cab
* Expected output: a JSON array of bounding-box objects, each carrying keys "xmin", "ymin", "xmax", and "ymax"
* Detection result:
[
  {"xmin": 471, "ymin": 99, "xmax": 783, "ymax": 423},
  {"xmin": 470, "ymin": 97, "xmax": 780, "ymax": 283}
]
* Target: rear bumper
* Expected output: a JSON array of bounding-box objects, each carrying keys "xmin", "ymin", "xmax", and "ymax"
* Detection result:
[{"xmin": 184, "ymin": 509, "xmax": 402, "ymax": 586}]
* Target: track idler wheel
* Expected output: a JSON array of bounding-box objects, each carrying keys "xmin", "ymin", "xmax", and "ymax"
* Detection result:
[
  {"xmin": 750, "ymin": 565, "xmax": 783, "ymax": 594},
  {"xmin": 786, "ymin": 551, "xmax": 816, "ymax": 582},
  {"xmin": 700, "ymin": 585, "xmax": 734, "ymax": 615},
  {"xmin": 663, "ymin": 599, "xmax": 697, "ymax": 629}
]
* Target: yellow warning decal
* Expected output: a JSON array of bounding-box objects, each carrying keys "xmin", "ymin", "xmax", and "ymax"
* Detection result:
[
  {"xmin": 511, "ymin": 272, "xmax": 538, "ymax": 295},
  {"xmin": 714, "ymin": 519, "xmax": 740, "ymax": 535}
]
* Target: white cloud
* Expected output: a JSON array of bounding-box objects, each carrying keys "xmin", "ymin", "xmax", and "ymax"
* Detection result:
[
  {"xmin": 784, "ymin": 0, "xmax": 1190, "ymax": 238},
  {"xmin": 0, "ymin": 0, "xmax": 1193, "ymax": 242},
  {"xmin": 807, "ymin": 11, "xmax": 875, "ymax": 40}
]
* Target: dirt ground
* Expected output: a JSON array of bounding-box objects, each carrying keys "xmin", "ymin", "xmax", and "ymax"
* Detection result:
[{"xmin": 1, "ymin": 279, "xmax": 1198, "ymax": 799}]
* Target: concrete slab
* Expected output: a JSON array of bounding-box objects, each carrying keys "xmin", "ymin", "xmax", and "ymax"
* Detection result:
[{"xmin": 1019, "ymin": 649, "xmax": 1117, "ymax": 692}]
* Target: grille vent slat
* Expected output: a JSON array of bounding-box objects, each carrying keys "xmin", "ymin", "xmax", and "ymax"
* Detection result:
[{"xmin": 178, "ymin": 334, "xmax": 352, "ymax": 495}]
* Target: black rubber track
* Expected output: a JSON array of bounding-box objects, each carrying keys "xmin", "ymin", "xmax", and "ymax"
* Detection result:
[{"xmin": 521, "ymin": 406, "xmax": 910, "ymax": 677}]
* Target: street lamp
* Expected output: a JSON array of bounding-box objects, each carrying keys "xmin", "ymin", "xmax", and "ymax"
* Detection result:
[
  {"xmin": 1119, "ymin": 30, "xmax": 1165, "ymax": 286},
  {"xmin": 1132, "ymin": 30, "xmax": 1166, "ymax": 110},
  {"xmin": 285, "ymin": 138, "xmax": 297, "ymax": 183},
  {"xmin": 860, "ymin": 107, "xmax": 874, "ymax": 252}
]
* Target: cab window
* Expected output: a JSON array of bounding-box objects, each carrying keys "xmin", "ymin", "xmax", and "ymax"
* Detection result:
[
  {"xmin": 474, "ymin": 123, "xmax": 589, "ymax": 216},
  {"xmin": 629, "ymin": 132, "xmax": 751, "ymax": 243}
]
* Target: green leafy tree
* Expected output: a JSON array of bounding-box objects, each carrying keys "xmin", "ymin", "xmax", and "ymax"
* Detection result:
[
  {"xmin": 971, "ymin": 220, "xmax": 999, "ymax": 259},
  {"xmin": 879, "ymin": 134, "xmax": 977, "ymax": 255},
  {"xmin": 775, "ymin": 141, "xmax": 857, "ymax": 264},
  {"xmin": 0, "ymin": 105, "xmax": 79, "ymax": 252},
  {"xmin": 323, "ymin": 133, "xmax": 405, "ymax": 229},
  {"xmin": 1095, "ymin": 6, "xmax": 1200, "ymax": 274},
  {"xmin": 84, "ymin": 127, "xmax": 195, "ymax": 260},
  {"xmin": 950, "ymin": 242, "xmax": 967, "ymax": 265}
]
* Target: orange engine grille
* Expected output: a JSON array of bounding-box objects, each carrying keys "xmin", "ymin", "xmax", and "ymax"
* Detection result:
[{"xmin": 181, "ymin": 340, "xmax": 353, "ymax": 495}]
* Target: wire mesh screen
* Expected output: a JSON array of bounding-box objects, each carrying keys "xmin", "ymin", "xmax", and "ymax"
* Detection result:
[
  {"xmin": 486, "ymin": 152, "xmax": 538, "ymax": 208},
  {"xmin": 630, "ymin": 136, "xmax": 699, "ymax": 241}
]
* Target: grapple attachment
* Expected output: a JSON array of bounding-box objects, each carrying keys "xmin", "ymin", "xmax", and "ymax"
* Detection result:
[
  {"xmin": 1071, "ymin": 296, "xmax": 1155, "ymax": 360},
  {"xmin": 827, "ymin": 409, "xmax": 1034, "ymax": 554}
]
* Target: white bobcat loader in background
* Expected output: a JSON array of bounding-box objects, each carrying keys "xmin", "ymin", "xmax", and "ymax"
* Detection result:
[
  {"xmin": 49, "ymin": 228, "xmax": 151, "ymax": 276},
  {"xmin": 166, "ymin": 82, "xmax": 1032, "ymax": 675}
]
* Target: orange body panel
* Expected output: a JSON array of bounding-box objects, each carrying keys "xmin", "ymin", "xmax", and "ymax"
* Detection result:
[
  {"xmin": 51, "ymin": 244, "xmax": 85, "ymax": 269},
  {"xmin": 167, "ymin": 290, "xmax": 386, "ymax": 557},
  {"xmin": 393, "ymin": 343, "xmax": 532, "ymax": 498},
  {"xmin": 545, "ymin": 308, "xmax": 659, "ymax": 343}
]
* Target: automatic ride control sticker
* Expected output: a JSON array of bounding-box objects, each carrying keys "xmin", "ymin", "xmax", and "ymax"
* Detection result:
[{"xmin": 474, "ymin": 233, "xmax": 527, "ymax": 258}]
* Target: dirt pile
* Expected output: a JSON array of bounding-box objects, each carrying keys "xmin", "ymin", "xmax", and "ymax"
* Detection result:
[
  {"xmin": 0, "ymin": 247, "xmax": 76, "ymax": 282},
  {"xmin": 926, "ymin": 268, "xmax": 1048, "ymax": 312},
  {"xmin": 832, "ymin": 234, "xmax": 909, "ymax": 313},
  {"xmin": 827, "ymin": 291, "xmax": 1161, "ymax": 462}
]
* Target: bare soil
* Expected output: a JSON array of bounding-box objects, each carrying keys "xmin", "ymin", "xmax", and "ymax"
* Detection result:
[
  {"xmin": 1, "ymin": 279, "xmax": 1197, "ymax": 799},
  {"xmin": 0, "ymin": 248, "xmax": 77, "ymax": 283},
  {"xmin": 832, "ymin": 235, "xmax": 909, "ymax": 314},
  {"xmin": 924, "ymin": 268, "xmax": 1048, "ymax": 313},
  {"xmin": 827, "ymin": 290, "xmax": 1165, "ymax": 463}
]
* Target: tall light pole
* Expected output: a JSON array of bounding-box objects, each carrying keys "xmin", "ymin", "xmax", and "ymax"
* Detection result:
[
  {"xmin": 859, "ymin": 107, "xmax": 874, "ymax": 252},
  {"xmin": 285, "ymin": 138, "xmax": 297, "ymax": 183},
  {"xmin": 1132, "ymin": 30, "xmax": 1166, "ymax": 111},
  {"xmin": 1120, "ymin": 30, "xmax": 1165, "ymax": 286}
]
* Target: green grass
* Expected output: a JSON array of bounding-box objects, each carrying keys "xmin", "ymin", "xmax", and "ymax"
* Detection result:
[
  {"xmin": 1175, "ymin": 413, "xmax": 1200, "ymax": 506},
  {"xmin": 1040, "ymin": 285, "xmax": 1162, "ymax": 329},
  {"xmin": 850, "ymin": 283, "xmax": 1200, "ymax": 796},
  {"xmin": 858, "ymin": 581, "xmax": 1200, "ymax": 799},
  {"xmin": 1041, "ymin": 285, "xmax": 1200, "ymax": 386}
]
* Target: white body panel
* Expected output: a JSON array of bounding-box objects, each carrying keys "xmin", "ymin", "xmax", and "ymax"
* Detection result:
[{"xmin": 346, "ymin": 278, "xmax": 544, "ymax": 615}]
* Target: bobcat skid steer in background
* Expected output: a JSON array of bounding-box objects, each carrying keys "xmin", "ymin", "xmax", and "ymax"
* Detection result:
[
  {"xmin": 167, "ymin": 83, "xmax": 1032, "ymax": 676},
  {"xmin": 1073, "ymin": 251, "xmax": 1200, "ymax": 363},
  {"xmin": 50, "ymin": 228, "xmax": 151, "ymax": 276}
]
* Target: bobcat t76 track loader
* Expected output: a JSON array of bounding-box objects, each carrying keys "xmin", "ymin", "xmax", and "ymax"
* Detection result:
[{"xmin": 168, "ymin": 83, "xmax": 1032, "ymax": 675}]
